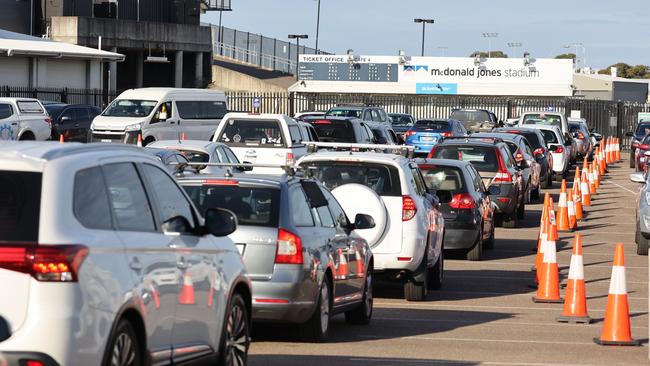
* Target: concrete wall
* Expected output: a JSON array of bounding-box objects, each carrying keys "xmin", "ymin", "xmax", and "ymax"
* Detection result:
[{"xmin": 211, "ymin": 65, "xmax": 288, "ymax": 93}]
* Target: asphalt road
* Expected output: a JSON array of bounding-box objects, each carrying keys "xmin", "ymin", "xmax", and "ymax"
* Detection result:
[{"xmin": 249, "ymin": 162, "xmax": 648, "ymax": 366}]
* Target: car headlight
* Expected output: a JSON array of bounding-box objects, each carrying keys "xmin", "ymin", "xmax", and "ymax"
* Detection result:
[{"xmin": 124, "ymin": 123, "xmax": 142, "ymax": 132}]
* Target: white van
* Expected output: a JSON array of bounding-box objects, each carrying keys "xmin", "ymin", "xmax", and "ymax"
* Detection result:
[
  {"xmin": 213, "ymin": 113, "xmax": 308, "ymax": 173},
  {"xmin": 90, "ymin": 88, "xmax": 228, "ymax": 145}
]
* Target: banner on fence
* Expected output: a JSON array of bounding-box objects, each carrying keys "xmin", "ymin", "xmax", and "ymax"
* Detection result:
[{"xmin": 292, "ymin": 55, "xmax": 573, "ymax": 97}]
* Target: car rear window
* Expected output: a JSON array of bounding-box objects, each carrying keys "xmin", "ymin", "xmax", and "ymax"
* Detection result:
[
  {"xmin": 178, "ymin": 149, "xmax": 210, "ymax": 163},
  {"xmin": 432, "ymin": 145, "xmax": 499, "ymax": 172},
  {"xmin": 450, "ymin": 110, "xmax": 490, "ymax": 122},
  {"xmin": 218, "ymin": 119, "xmax": 285, "ymax": 148},
  {"xmin": 419, "ymin": 166, "xmax": 465, "ymax": 194},
  {"xmin": 308, "ymin": 120, "xmax": 356, "ymax": 143},
  {"xmin": 519, "ymin": 132, "xmax": 543, "ymax": 149},
  {"xmin": 635, "ymin": 122, "xmax": 650, "ymax": 135},
  {"xmin": 183, "ymin": 185, "xmax": 280, "ymax": 227},
  {"xmin": 414, "ymin": 120, "xmax": 451, "ymax": 131},
  {"xmin": 17, "ymin": 101, "xmax": 44, "ymax": 114},
  {"xmin": 326, "ymin": 108, "xmax": 362, "ymax": 118},
  {"xmin": 0, "ymin": 171, "xmax": 41, "ymax": 242},
  {"xmin": 569, "ymin": 123, "xmax": 582, "ymax": 133},
  {"xmin": 522, "ymin": 113, "xmax": 562, "ymax": 128},
  {"xmin": 539, "ymin": 130, "xmax": 558, "ymax": 144},
  {"xmin": 304, "ymin": 162, "xmax": 402, "ymax": 196}
]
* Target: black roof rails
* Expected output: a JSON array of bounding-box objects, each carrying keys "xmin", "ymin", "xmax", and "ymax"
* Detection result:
[
  {"xmin": 306, "ymin": 142, "xmax": 414, "ymax": 158},
  {"xmin": 440, "ymin": 136, "xmax": 504, "ymax": 144},
  {"xmin": 177, "ymin": 162, "xmax": 301, "ymax": 177}
]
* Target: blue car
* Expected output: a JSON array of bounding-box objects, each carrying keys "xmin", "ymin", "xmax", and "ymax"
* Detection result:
[{"xmin": 405, "ymin": 119, "xmax": 468, "ymax": 156}]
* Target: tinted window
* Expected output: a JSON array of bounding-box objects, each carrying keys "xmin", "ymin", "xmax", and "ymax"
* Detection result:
[
  {"xmin": 16, "ymin": 101, "xmax": 44, "ymax": 114},
  {"xmin": 467, "ymin": 166, "xmax": 484, "ymax": 193},
  {"xmin": 371, "ymin": 110, "xmax": 381, "ymax": 122},
  {"xmin": 500, "ymin": 146, "xmax": 516, "ymax": 168},
  {"xmin": 183, "ymin": 184, "xmax": 280, "ymax": 227},
  {"xmin": 306, "ymin": 162, "xmax": 402, "ymax": 196},
  {"xmin": 60, "ymin": 108, "xmax": 75, "ymax": 122},
  {"xmin": 74, "ymin": 167, "xmax": 112, "ymax": 230},
  {"xmin": 103, "ymin": 163, "xmax": 155, "ymax": 232},
  {"xmin": 75, "ymin": 108, "xmax": 89, "ymax": 121},
  {"xmin": 142, "ymin": 165, "xmax": 195, "ymax": 229},
  {"xmin": 420, "ymin": 165, "xmax": 464, "ymax": 193},
  {"xmin": 539, "ymin": 130, "xmax": 559, "ymax": 144},
  {"xmin": 378, "ymin": 109, "xmax": 388, "ymax": 122},
  {"xmin": 569, "ymin": 123, "xmax": 581, "ymax": 133},
  {"xmin": 176, "ymin": 101, "xmax": 227, "ymax": 120},
  {"xmin": 218, "ymin": 119, "xmax": 285, "ymax": 147},
  {"xmin": 289, "ymin": 187, "xmax": 314, "ymax": 227},
  {"xmin": 316, "ymin": 205, "xmax": 334, "ymax": 227},
  {"xmin": 326, "ymin": 108, "xmax": 362, "ymax": 118},
  {"xmin": 223, "ymin": 147, "xmax": 240, "ymax": 164},
  {"xmin": 521, "ymin": 113, "xmax": 562, "ymax": 128},
  {"xmin": 0, "ymin": 171, "xmax": 41, "ymax": 242},
  {"xmin": 103, "ymin": 99, "xmax": 157, "ymax": 117},
  {"xmin": 309, "ymin": 120, "xmax": 355, "ymax": 142},
  {"xmin": 0, "ymin": 104, "xmax": 12, "ymax": 120},
  {"xmin": 450, "ymin": 110, "xmax": 490, "ymax": 122},
  {"xmin": 634, "ymin": 122, "xmax": 650, "ymax": 135},
  {"xmin": 520, "ymin": 132, "xmax": 544, "ymax": 149},
  {"xmin": 44, "ymin": 105, "xmax": 64, "ymax": 120},
  {"xmin": 432, "ymin": 145, "xmax": 499, "ymax": 172},
  {"xmin": 322, "ymin": 189, "xmax": 349, "ymax": 228},
  {"xmin": 179, "ymin": 149, "xmax": 210, "ymax": 163},
  {"xmin": 288, "ymin": 125, "xmax": 302, "ymax": 144},
  {"xmin": 410, "ymin": 167, "xmax": 427, "ymax": 196},
  {"xmin": 415, "ymin": 120, "xmax": 451, "ymax": 130},
  {"xmin": 390, "ymin": 115, "xmax": 414, "ymax": 126}
]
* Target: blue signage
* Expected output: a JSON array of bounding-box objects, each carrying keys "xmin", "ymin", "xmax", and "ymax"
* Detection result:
[
  {"xmin": 415, "ymin": 83, "xmax": 458, "ymax": 95},
  {"xmin": 253, "ymin": 97, "xmax": 261, "ymax": 109}
]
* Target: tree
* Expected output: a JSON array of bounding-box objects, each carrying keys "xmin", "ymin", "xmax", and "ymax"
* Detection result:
[
  {"xmin": 469, "ymin": 51, "xmax": 508, "ymax": 58},
  {"xmin": 598, "ymin": 63, "xmax": 650, "ymax": 78},
  {"xmin": 555, "ymin": 53, "xmax": 576, "ymax": 60}
]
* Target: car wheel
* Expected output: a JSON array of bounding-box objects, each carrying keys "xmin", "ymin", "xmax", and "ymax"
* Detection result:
[
  {"xmin": 466, "ymin": 231, "xmax": 483, "ymax": 261},
  {"xmin": 102, "ymin": 319, "xmax": 142, "ymax": 366},
  {"xmin": 546, "ymin": 172, "xmax": 554, "ymax": 188},
  {"xmin": 404, "ymin": 257, "xmax": 428, "ymax": 302},
  {"xmin": 531, "ymin": 184, "xmax": 540, "ymax": 201},
  {"xmin": 517, "ymin": 198, "xmax": 526, "ymax": 219},
  {"xmin": 502, "ymin": 212, "xmax": 517, "ymax": 228},
  {"xmin": 345, "ymin": 268, "xmax": 373, "ymax": 325},
  {"xmin": 301, "ymin": 278, "xmax": 331, "ymax": 342},
  {"xmin": 630, "ymin": 153, "xmax": 636, "ymax": 168},
  {"xmin": 483, "ymin": 225, "xmax": 495, "ymax": 249},
  {"xmin": 428, "ymin": 244, "xmax": 444, "ymax": 290},
  {"xmin": 635, "ymin": 225, "xmax": 649, "ymax": 256},
  {"xmin": 218, "ymin": 293, "xmax": 250, "ymax": 366}
]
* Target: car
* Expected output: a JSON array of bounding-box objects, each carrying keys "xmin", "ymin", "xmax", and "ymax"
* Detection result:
[
  {"xmin": 178, "ymin": 170, "xmax": 375, "ymax": 341},
  {"xmin": 325, "ymin": 104, "xmax": 390, "ymax": 123},
  {"xmin": 90, "ymin": 88, "xmax": 228, "ymax": 145},
  {"xmin": 428, "ymin": 137, "xmax": 524, "ymax": 228},
  {"xmin": 632, "ymin": 134, "xmax": 650, "ymax": 171},
  {"xmin": 493, "ymin": 127, "xmax": 554, "ymax": 188},
  {"xmin": 298, "ymin": 121, "xmax": 320, "ymax": 142},
  {"xmin": 472, "ymin": 132, "xmax": 541, "ymax": 202},
  {"xmin": 305, "ymin": 117, "xmax": 377, "ymax": 144},
  {"xmin": 143, "ymin": 146, "xmax": 191, "ymax": 172},
  {"xmin": 367, "ymin": 121, "xmax": 400, "ymax": 145},
  {"xmin": 523, "ymin": 125, "xmax": 571, "ymax": 181},
  {"xmin": 627, "ymin": 120, "xmax": 650, "ymax": 168},
  {"xmin": 630, "ymin": 172, "xmax": 650, "ymax": 255},
  {"xmin": 213, "ymin": 113, "xmax": 308, "ymax": 174},
  {"xmin": 294, "ymin": 111, "xmax": 326, "ymax": 121},
  {"xmin": 148, "ymin": 140, "xmax": 245, "ymax": 174},
  {"xmin": 404, "ymin": 119, "xmax": 467, "ymax": 156},
  {"xmin": 44, "ymin": 103, "xmax": 101, "ymax": 142},
  {"xmin": 568, "ymin": 119, "xmax": 593, "ymax": 159},
  {"xmin": 0, "ymin": 98, "xmax": 51, "ymax": 141},
  {"xmin": 518, "ymin": 111, "xmax": 577, "ymax": 162},
  {"xmin": 415, "ymin": 158, "xmax": 498, "ymax": 261},
  {"xmin": 0, "ymin": 142, "xmax": 251, "ymax": 366},
  {"xmin": 388, "ymin": 113, "xmax": 415, "ymax": 141},
  {"xmin": 298, "ymin": 146, "xmax": 445, "ymax": 301},
  {"xmin": 449, "ymin": 108, "xmax": 499, "ymax": 133}
]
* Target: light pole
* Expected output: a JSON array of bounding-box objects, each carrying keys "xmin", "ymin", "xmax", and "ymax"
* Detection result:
[
  {"xmin": 482, "ymin": 32, "xmax": 498, "ymax": 58},
  {"xmin": 437, "ymin": 46, "xmax": 448, "ymax": 57},
  {"xmin": 414, "ymin": 18, "xmax": 434, "ymax": 56},
  {"xmin": 288, "ymin": 34, "xmax": 308, "ymax": 78},
  {"xmin": 315, "ymin": 0, "xmax": 321, "ymax": 54},
  {"xmin": 507, "ymin": 42, "xmax": 522, "ymax": 58},
  {"xmin": 564, "ymin": 42, "xmax": 585, "ymax": 70}
]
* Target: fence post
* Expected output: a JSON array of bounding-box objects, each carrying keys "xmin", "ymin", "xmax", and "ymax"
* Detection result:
[
  {"xmin": 288, "ymin": 92, "xmax": 295, "ymax": 117},
  {"xmin": 32, "ymin": 88, "xmax": 38, "ymax": 99},
  {"xmin": 616, "ymin": 101, "xmax": 624, "ymax": 142},
  {"xmin": 62, "ymin": 88, "xmax": 68, "ymax": 104}
]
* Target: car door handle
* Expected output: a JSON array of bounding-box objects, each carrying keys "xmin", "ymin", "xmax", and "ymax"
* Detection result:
[
  {"xmin": 169, "ymin": 121, "xmax": 176, "ymax": 124},
  {"xmin": 11, "ymin": 122, "xmax": 17, "ymax": 126},
  {"xmin": 129, "ymin": 257, "xmax": 143, "ymax": 271},
  {"xmin": 176, "ymin": 257, "xmax": 188, "ymax": 270},
  {"xmin": 74, "ymin": 123, "xmax": 80, "ymax": 127}
]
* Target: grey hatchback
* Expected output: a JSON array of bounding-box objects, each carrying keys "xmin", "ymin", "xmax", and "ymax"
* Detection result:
[{"xmin": 177, "ymin": 171, "xmax": 375, "ymax": 342}]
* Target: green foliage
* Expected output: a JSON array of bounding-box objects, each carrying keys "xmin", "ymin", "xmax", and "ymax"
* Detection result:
[
  {"xmin": 470, "ymin": 51, "xmax": 508, "ymax": 58},
  {"xmin": 598, "ymin": 62, "xmax": 650, "ymax": 78},
  {"xmin": 555, "ymin": 53, "xmax": 576, "ymax": 60}
]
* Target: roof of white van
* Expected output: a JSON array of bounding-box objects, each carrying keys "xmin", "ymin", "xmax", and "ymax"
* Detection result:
[
  {"xmin": 298, "ymin": 151, "xmax": 408, "ymax": 165},
  {"xmin": 117, "ymin": 88, "xmax": 226, "ymax": 100},
  {"xmin": 520, "ymin": 124, "xmax": 562, "ymax": 133}
]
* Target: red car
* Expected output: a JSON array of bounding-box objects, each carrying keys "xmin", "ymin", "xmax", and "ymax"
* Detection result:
[{"xmin": 634, "ymin": 134, "xmax": 650, "ymax": 171}]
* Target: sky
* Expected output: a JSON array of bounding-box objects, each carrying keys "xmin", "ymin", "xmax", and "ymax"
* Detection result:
[{"xmin": 201, "ymin": 0, "xmax": 650, "ymax": 69}]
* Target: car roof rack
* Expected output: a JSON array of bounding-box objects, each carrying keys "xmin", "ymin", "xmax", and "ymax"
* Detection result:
[
  {"xmin": 440, "ymin": 136, "xmax": 504, "ymax": 144},
  {"xmin": 306, "ymin": 142, "xmax": 414, "ymax": 158},
  {"xmin": 334, "ymin": 103, "xmax": 370, "ymax": 107},
  {"xmin": 177, "ymin": 162, "xmax": 300, "ymax": 177}
]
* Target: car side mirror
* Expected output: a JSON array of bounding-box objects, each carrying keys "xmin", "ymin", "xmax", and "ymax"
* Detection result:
[
  {"xmin": 60, "ymin": 116, "xmax": 71, "ymax": 123},
  {"xmin": 354, "ymin": 213, "xmax": 376, "ymax": 230},
  {"xmin": 487, "ymin": 185, "xmax": 501, "ymax": 195},
  {"xmin": 161, "ymin": 215, "xmax": 193, "ymax": 234},
  {"xmin": 238, "ymin": 163, "xmax": 254, "ymax": 172},
  {"xmin": 204, "ymin": 208, "xmax": 237, "ymax": 237},
  {"xmin": 0, "ymin": 315, "xmax": 10, "ymax": 342},
  {"xmin": 626, "ymin": 131, "xmax": 634, "ymax": 137},
  {"xmin": 630, "ymin": 173, "xmax": 645, "ymax": 183}
]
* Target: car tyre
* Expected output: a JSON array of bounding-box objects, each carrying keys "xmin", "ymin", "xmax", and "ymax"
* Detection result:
[
  {"xmin": 546, "ymin": 172, "xmax": 553, "ymax": 188},
  {"xmin": 466, "ymin": 232, "xmax": 483, "ymax": 261},
  {"xmin": 301, "ymin": 278, "xmax": 331, "ymax": 342},
  {"xmin": 428, "ymin": 245, "xmax": 444, "ymax": 290},
  {"xmin": 630, "ymin": 153, "xmax": 636, "ymax": 168},
  {"xmin": 218, "ymin": 293, "xmax": 250, "ymax": 366},
  {"xmin": 404, "ymin": 257, "xmax": 428, "ymax": 302},
  {"xmin": 531, "ymin": 185, "xmax": 540, "ymax": 201},
  {"xmin": 635, "ymin": 225, "xmax": 649, "ymax": 256},
  {"xmin": 483, "ymin": 225, "xmax": 495, "ymax": 250},
  {"xmin": 102, "ymin": 319, "xmax": 142, "ymax": 366},
  {"xmin": 345, "ymin": 268, "xmax": 373, "ymax": 325},
  {"xmin": 517, "ymin": 198, "xmax": 525, "ymax": 219},
  {"xmin": 502, "ymin": 212, "xmax": 517, "ymax": 228}
]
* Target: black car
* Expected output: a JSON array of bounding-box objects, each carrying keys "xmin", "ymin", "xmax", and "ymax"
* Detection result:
[
  {"xmin": 367, "ymin": 121, "xmax": 400, "ymax": 145},
  {"xmin": 325, "ymin": 104, "xmax": 390, "ymax": 123},
  {"xmin": 494, "ymin": 127, "xmax": 553, "ymax": 189},
  {"xmin": 143, "ymin": 147, "xmax": 190, "ymax": 172},
  {"xmin": 627, "ymin": 121, "xmax": 650, "ymax": 168},
  {"xmin": 416, "ymin": 158, "xmax": 498, "ymax": 261},
  {"xmin": 305, "ymin": 116, "xmax": 376, "ymax": 144},
  {"xmin": 388, "ymin": 113, "xmax": 415, "ymax": 141},
  {"xmin": 44, "ymin": 103, "xmax": 101, "ymax": 142}
]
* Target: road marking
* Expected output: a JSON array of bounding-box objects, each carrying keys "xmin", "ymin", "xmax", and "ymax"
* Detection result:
[
  {"xmin": 349, "ymin": 358, "xmax": 594, "ymax": 366},
  {"xmin": 607, "ymin": 181, "xmax": 639, "ymax": 195},
  {"xmin": 373, "ymin": 301, "xmax": 649, "ymax": 313},
  {"xmin": 360, "ymin": 334, "xmax": 600, "ymax": 346},
  {"xmin": 445, "ymin": 273, "xmax": 649, "ymax": 284},
  {"xmin": 447, "ymin": 261, "xmax": 648, "ymax": 269},
  {"xmin": 373, "ymin": 316, "xmax": 648, "ymax": 330}
]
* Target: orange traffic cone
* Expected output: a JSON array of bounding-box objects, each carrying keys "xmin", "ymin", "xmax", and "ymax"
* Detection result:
[
  {"xmin": 148, "ymin": 281, "xmax": 161, "ymax": 310},
  {"xmin": 567, "ymin": 190, "xmax": 577, "ymax": 231},
  {"xmin": 581, "ymin": 169, "xmax": 591, "ymax": 206},
  {"xmin": 137, "ymin": 133, "xmax": 143, "ymax": 147},
  {"xmin": 548, "ymin": 197, "xmax": 558, "ymax": 241},
  {"xmin": 588, "ymin": 164, "xmax": 597, "ymax": 194},
  {"xmin": 557, "ymin": 234, "xmax": 590, "ymax": 323},
  {"xmin": 582, "ymin": 157, "xmax": 589, "ymax": 173},
  {"xmin": 556, "ymin": 180, "xmax": 570, "ymax": 231},
  {"xmin": 574, "ymin": 168, "xmax": 584, "ymax": 220},
  {"xmin": 336, "ymin": 248, "xmax": 348, "ymax": 280},
  {"xmin": 594, "ymin": 244, "xmax": 640, "ymax": 346},
  {"xmin": 59, "ymin": 134, "xmax": 64, "ymax": 143},
  {"xmin": 593, "ymin": 161, "xmax": 600, "ymax": 190},
  {"xmin": 181, "ymin": 132, "xmax": 187, "ymax": 140},
  {"xmin": 599, "ymin": 148, "xmax": 606, "ymax": 175},
  {"xmin": 605, "ymin": 137, "xmax": 612, "ymax": 164},
  {"xmin": 533, "ymin": 217, "xmax": 563, "ymax": 303},
  {"xmin": 178, "ymin": 270, "xmax": 195, "ymax": 305},
  {"xmin": 535, "ymin": 211, "xmax": 549, "ymax": 285},
  {"xmin": 616, "ymin": 138, "xmax": 621, "ymax": 161},
  {"xmin": 354, "ymin": 246, "xmax": 364, "ymax": 277}
]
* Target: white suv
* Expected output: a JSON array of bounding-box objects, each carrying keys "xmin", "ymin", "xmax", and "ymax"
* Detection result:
[
  {"xmin": 0, "ymin": 142, "xmax": 251, "ymax": 366},
  {"xmin": 298, "ymin": 144, "xmax": 445, "ymax": 301},
  {"xmin": 0, "ymin": 98, "xmax": 51, "ymax": 141},
  {"xmin": 526, "ymin": 124, "xmax": 571, "ymax": 181}
]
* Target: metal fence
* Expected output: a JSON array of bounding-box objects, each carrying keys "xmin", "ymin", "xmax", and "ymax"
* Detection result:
[
  {"xmin": 0, "ymin": 86, "xmax": 118, "ymax": 108},
  {"xmin": 211, "ymin": 25, "xmax": 328, "ymax": 74}
]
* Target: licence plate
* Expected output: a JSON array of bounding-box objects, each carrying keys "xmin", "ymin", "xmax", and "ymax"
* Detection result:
[
  {"xmin": 236, "ymin": 244, "xmax": 246, "ymax": 255},
  {"xmin": 421, "ymin": 136, "xmax": 436, "ymax": 142},
  {"xmin": 101, "ymin": 139, "xmax": 112, "ymax": 143}
]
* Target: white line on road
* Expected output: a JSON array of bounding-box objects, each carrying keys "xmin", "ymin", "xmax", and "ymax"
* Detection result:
[
  {"xmin": 360, "ymin": 334, "xmax": 600, "ymax": 346},
  {"xmin": 373, "ymin": 301, "xmax": 649, "ymax": 313},
  {"xmin": 447, "ymin": 261, "xmax": 647, "ymax": 269},
  {"xmin": 373, "ymin": 316, "xmax": 648, "ymax": 330},
  {"xmin": 607, "ymin": 181, "xmax": 639, "ymax": 195}
]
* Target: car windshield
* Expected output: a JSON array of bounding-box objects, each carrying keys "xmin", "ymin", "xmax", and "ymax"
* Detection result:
[
  {"xmin": 218, "ymin": 119, "xmax": 285, "ymax": 147},
  {"xmin": 522, "ymin": 113, "xmax": 562, "ymax": 127},
  {"xmin": 450, "ymin": 110, "xmax": 490, "ymax": 122},
  {"xmin": 183, "ymin": 185, "xmax": 280, "ymax": 227},
  {"xmin": 44, "ymin": 105, "xmax": 66, "ymax": 120},
  {"xmin": 431, "ymin": 145, "xmax": 499, "ymax": 172},
  {"xmin": 390, "ymin": 115, "xmax": 413, "ymax": 125},
  {"xmin": 178, "ymin": 149, "xmax": 210, "ymax": 163},
  {"xmin": 103, "ymin": 99, "xmax": 157, "ymax": 117},
  {"xmin": 326, "ymin": 108, "xmax": 362, "ymax": 118},
  {"xmin": 501, "ymin": 130, "xmax": 544, "ymax": 149},
  {"xmin": 0, "ymin": 171, "xmax": 41, "ymax": 242},
  {"xmin": 634, "ymin": 122, "xmax": 650, "ymax": 136},
  {"xmin": 419, "ymin": 165, "xmax": 464, "ymax": 194},
  {"xmin": 303, "ymin": 162, "xmax": 402, "ymax": 196},
  {"xmin": 309, "ymin": 120, "xmax": 355, "ymax": 142},
  {"xmin": 414, "ymin": 120, "xmax": 451, "ymax": 131},
  {"xmin": 569, "ymin": 123, "xmax": 581, "ymax": 133}
]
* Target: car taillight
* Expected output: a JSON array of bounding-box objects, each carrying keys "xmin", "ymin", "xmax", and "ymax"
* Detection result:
[
  {"xmin": 632, "ymin": 141, "xmax": 640, "ymax": 149},
  {"xmin": 44, "ymin": 117, "xmax": 52, "ymax": 129},
  {"xmin": 533, "ymin": 147, "xmax": 545, "ymax": 157},
  {"xmin": 449, "ymin": 193, "xmax": 476, "ymax": 209},
  {"xmin": 286, "ymin": 152, "xmax": 295, "ymax": 165},
  {"xmin": 493, "ymin": 152, "xmax": 512, "ymax": 183},
  {"xmin": 402, "ymin": 195, "xmax": 417, "ymax": 221},
  {"xmin": 514, "ymin": 149, "xmax": 524, "ymax": 163},
  {"xmin": 275, "ymin": 229, "xmax": 303, "ymax": 264},
  {"xmin": 0, "ymin": 244, "xmax": 88, "ymax": 282},
  {"xmin": 640, "ymin": 144, "xmax": 649, "ymax": 150},
  {"xmin": 440, "ymin": 132, "xmax": 452, "ymax": 137},
  {"xmin": 554, "ymin": 146, "xmax": 564, "ymax": 154},
  {"xmin": 405, "ymin": 130, "xmax": 416, "ymax": 136}
]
